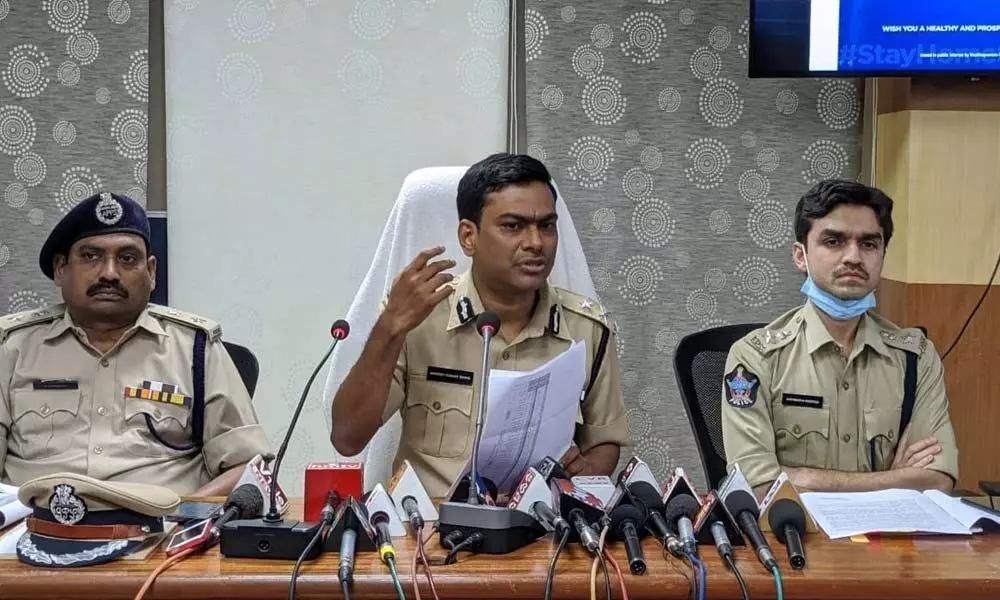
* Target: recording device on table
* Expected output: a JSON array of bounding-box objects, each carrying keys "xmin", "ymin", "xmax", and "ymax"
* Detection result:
[
  {"xmin": 221, "ymin": 319, "xmax": 350, "ymax": 561},
  {"xmin": 167, "ymin": 501, "xmax": 223, "ymax": 524},
  {"xmin": 436, "ymin": 312, "xmax": 547, "ymax": 556},
  {"xmin": 166, "ymin": 483, "xmax": 264, "ymax": 556}
]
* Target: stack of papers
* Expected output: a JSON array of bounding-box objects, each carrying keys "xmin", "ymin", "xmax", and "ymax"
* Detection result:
[
  {"xmin": 801, "ymin": 488, "xmax": 1000, "ymax": 539},
  {"xmin": 448, "ymin": 340, "xmax": 586, "ymax": 497}
]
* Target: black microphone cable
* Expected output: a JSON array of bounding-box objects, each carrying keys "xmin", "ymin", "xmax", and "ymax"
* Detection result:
[
  {"xmin": 724, "ymin": 554, "xmax": 750, "ymax": 600},
  {"xmin": 543, "ymin": 528, "xmax": 572, "ymax": 600},
  {"xmin": 288, "ymin": 492, "xmax": 339, "ymax": 600}
]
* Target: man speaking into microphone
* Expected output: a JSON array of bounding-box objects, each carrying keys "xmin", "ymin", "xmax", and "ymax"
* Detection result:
[{"xmin": 330, "ymin": 154, "xmax": 629, "ymax": 498}]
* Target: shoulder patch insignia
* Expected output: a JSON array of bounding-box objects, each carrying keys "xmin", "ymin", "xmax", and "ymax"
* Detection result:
[
  {"xmin": 147, "ymin": 304, "xmax": 222, "ymax": 341},
  {"xmin": 725, "ymin": 364, "xmax": 760, "ymax": 409},
  {"xmin": 0, "ymin": 304, "xmax": 64, "ymax": 343}
]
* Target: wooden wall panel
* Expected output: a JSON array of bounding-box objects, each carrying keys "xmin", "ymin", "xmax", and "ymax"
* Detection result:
[{"xmin": 878, "ymin": 278, "xmax": 1000, "ymax": 491}]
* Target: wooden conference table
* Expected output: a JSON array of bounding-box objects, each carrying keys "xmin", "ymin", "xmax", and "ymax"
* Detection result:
[{"xmin": 1, "ymin": 498, "xmax": 1000, "ymax": 599}]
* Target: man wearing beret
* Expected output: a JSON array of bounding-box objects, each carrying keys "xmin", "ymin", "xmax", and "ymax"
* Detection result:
[{"xmin": 0, "ymin": 192, "xmax": 273, "ymax": 496}]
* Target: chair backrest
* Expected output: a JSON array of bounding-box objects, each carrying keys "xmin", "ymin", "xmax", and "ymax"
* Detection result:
[
  {"xmin": 673, "ymin": 323, "xmax": 767, "ymax": 491},
  {"xmin": 223, "ymin": 341, "xmax": 260, "ymax": 398}
]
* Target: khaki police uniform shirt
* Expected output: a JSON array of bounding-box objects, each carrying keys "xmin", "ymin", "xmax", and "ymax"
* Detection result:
[
  {"xmin": 721, "ymin": 302, "xmax": 959, "ymax": 489},
  {"xmin": 382, "ymin": 271, "xmax": 630, "ymax": 498},
  {"xmin": 0, "ymin": 304, "xmax": 274, "ymax": 495}
]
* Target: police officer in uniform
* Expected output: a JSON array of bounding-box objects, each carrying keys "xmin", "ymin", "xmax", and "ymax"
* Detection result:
[
  {"xmin": 722, "ymin": 180, "xmax": 958, "ymax": 497},
  {"xmin": 331, "ymin": 154, "xmax": 629, "ymax": 498},
  {"xmin": 0, "ymin": 193, "xmax": 272, "ymax": 496}
]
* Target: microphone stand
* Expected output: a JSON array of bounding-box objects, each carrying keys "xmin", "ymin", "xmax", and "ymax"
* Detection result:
[
  {"xmin": 437, "ymin": 312, "xmax": 545, "ymax": 555},
  {"xmin": 467, "ymin": 316, "xmax": 495, "ymax": 505},
  {"xmin": 220, "ymin": 320, "xmax": 350, "ymax": 560}
]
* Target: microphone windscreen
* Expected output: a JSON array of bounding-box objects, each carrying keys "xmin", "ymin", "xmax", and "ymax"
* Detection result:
[
  {"xmin": 768, "ymin": 498, "xmax": 806, "ymax": 543},
  {"xmin": 476, "ymin": 312, "xmax": 501, "ymax": 337},
  {"xmin": 330, "ymin": 319, "xmax": 350, "ymax": 340},
  {"xmin": 610, "ymin": 503, "xmax": 646, "ymax": 531},
  {"xmin": 664, "ymin": 494, "xmax": 700, "ymax": 523},
  {"xmin": 627, "ymin": 481, "xmax": 665, "ymax": 511},
  {"xmin": 723, "ymin": 489, "xmax": 760, "ymax": 519},
  {"xmin": 227, "ymin": 484, "xmax": 265, "ymax": 519}
]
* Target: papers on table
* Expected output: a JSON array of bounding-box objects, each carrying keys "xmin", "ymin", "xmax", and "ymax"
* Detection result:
[
  {"xmin": 0, "ymin": 484, "xmax": 30, "ymax": 530},
  {"xmin": 450, "ymin": 340, "xmax": 587, "ymax": 497},
  {"xmin": 801, "ymin": 488, "xmax": 1000, "ymax": 539}
]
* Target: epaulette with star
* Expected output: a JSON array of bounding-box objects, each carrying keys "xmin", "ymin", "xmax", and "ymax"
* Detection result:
[
  {"xmin": 0, "ymin": 304, "xmax": 64, "ymax": 344},
  {"xmin": 556, "ymin": 288, "xmax": 614, "ymax": 333},
  {"xmin": 745, "ymin": 325, "xmax": 796, "ymax": 355},
  {"xmin": 147, "ymin": 304, "xmax": 222, "ymax": 341},
  {"xmin": 880, "ymin": 328, "xmax": 927, "ymax": 356}
]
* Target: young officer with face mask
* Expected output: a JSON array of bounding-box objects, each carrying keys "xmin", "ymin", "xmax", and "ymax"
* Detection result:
[{"xmin": 720, "ymin": 180, "xmax": 958, "ymax": 499}]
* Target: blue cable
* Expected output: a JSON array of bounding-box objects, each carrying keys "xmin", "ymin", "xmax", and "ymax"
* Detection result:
[
  {"xmin": 772, "ymin": 564, "xmax": 785, "ymax": 600},
  {"xmin": 689, "ymin": 554, "xmax": 706, "ymax": 600}
]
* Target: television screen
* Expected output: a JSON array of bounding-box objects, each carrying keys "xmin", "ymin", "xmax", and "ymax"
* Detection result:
[{"xmin": 750, "ymin": 0, "xmax": 1000, "ymax": 77}]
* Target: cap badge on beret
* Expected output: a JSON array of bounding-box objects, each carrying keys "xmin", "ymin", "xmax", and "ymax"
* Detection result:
[
  {"xmin": 95, "ymin": 192, "xmax": 124, "ymax": 226},
  {"xmin": 50, "ymin": 484, "xmax": 87, "ymax": 525}
]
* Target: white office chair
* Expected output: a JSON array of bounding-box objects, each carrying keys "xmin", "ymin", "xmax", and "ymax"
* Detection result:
[{"xmin": 322, "ymin": 166, "xmax": 599, "ymax": 490}]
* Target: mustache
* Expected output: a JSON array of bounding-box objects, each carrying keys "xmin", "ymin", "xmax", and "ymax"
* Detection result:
[
  {"xmin": 835, "ymin": 267, "xmax": 868, "ymax": 279},
  {"xmin": 87, "ymin": 281, "xmax": 129, "ymax": 298}
]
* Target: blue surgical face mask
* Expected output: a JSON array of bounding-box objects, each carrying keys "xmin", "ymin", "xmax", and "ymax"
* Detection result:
[{"xmin": 797, "ymin": 244, "xmax": 876, "ymax": 321}]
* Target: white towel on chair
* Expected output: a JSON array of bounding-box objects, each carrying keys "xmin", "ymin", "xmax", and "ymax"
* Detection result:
[{"xmin": 322, "ymin": 166, "xmax": 598, "ymax": 490}]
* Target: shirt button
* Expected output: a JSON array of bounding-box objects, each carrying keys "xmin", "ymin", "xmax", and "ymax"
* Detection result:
[
  {"xmin": 502, "ymin": 350, "xmax": 511, "ymax": 360},
  {"xmin": 100, "ymin": 358, "xmax": 110, "ymax": 367},
  {"xmin": 889, "ymin": 430, "xmax": 895, "ymax": 440},
  {"xmin": 842, "ymin": 433, "xmax": 852, "ymax": 443},
  {"xmin": 842, "ymin": 381, "xmax": 850, "ymax": 390},
  {"xmin": 97, "ymin": 406, "xmax": 107, "ymax": 416},
  {"xmin": 432, "ymin": 401, "xmax": 442, "ymax": 410},
  {"xmin": 94, "ymin": 446, "xmax": 103, "ymax": 455},
  {"xmin": 40, "ymin": 404, "xmax": 50, "ymax": 415},
  {"xmin": 792, "ymin": 425, "xmax": 802, "ymax": 435},
  {"xmin": 154, "ymin": 409, "xmax": 162, "ymax": 419}
]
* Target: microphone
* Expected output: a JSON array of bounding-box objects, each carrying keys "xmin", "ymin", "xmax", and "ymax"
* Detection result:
[
  {"xmin": 220, "ymin": 319, "xmax": 351, "ymax": 561},
  {"xmin": 768, "ymin": 499, "xmax": 806, "ymax": 569},
  {"xmin": 437, "ymin": 313, "xmax": 544, "ymax": 555},
  {"xmin": 267, "ymin": 319, "xmax": 350, "ymax": 521},
  {"xmin": 627, "ymin": 480, "xmax": 677, "ymax": 549},
  {"xmin": 213, "ymin": 484, "xmax": 265, "ymax": 533},
  {"xmin": 608, "ymin": 502, "xmax": 647, "ymax": 575},
  {"xmin": 388, "ymin": 459, "xmax": 438, "ymax": 529},
  {"xmin": 469, "ymin": 312, "xmax": 499, "ymax": 505},
  {"xmin": 330, "ymin": 499, "xmax": 376, "ymax": 586},
  {"xmin": 371, "ymin": 510, "xmax": 397, "ymax": 563},
  {"xmin": 664, "ymin": 494, "xmax": 700, "ymax": 556},
  {"xmin": 721, "ymin": 474, "xmax": 778, "ymax": 571},
  {"xmin": 710, "ymin": 521, "xmax": 733, "ymax": 560},
  {"xmin": 552, "ymin": 479, "xmax": 605, "ymax": 554},
  {"xmin": 507, "ymin": 467, "xmax": 570, "ymax": 536}
]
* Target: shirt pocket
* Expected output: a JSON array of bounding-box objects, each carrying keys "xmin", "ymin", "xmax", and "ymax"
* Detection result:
[
  {"xmin": 773, "ymin": 407, "xmax": 831, "ymax": 468},
  {"xmin": 123, "ymin": 399, "xmax": 193, "ymax": 457},
  {"xmin": 10, "ymin": 389, "xmax": 81, "ymax": 460},
  {"xmin": 864, "ymin": 407, "xmax": 901, "ymax": 472},
  {"xmin": 403, "ymin": 379, "xmax": 474, "ymax": 459}
]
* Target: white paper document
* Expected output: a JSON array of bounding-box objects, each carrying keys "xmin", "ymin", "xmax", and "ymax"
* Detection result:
[
  {"xmin": 457, "ymin": 340, "xmax": 587, "ymax": 496},
  {"xmin": 801, "ymin": 488, "xmax": 1000, "ymax": 539},
  {"xmin": 0, "ymin": 484, "xmax": 30, "ymax": 529}
]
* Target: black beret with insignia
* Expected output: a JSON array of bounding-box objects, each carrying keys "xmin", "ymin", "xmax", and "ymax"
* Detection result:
[{"xmin": 38, "ymin": 192, "xmax": 150, "ymax": 280}]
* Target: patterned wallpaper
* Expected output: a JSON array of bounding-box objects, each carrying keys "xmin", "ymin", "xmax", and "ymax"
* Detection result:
[
  {"xmin": 0, "ymin": 0, "xmax": 148, "ymax": 311},
  {"xmin": 164, "ymin": 0, "xmax": 508, "ymax": 494},
  {"xmin": 524, "ymin": 0, "xmax": 862, "ymax": 487}
]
